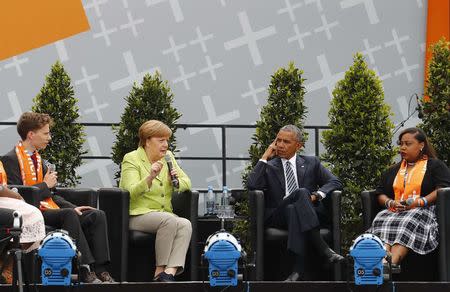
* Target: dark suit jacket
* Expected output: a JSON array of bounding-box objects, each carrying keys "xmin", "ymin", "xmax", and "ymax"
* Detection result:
[
  {"xmin": 247, "ymin": 154, "xmax": 342, "ymax": 223},
  {"xmin": 1, "ymin": 149, "xmax": 76, "ymax": 208}
]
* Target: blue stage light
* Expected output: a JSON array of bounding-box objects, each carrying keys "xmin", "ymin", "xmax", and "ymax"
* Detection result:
[
  {"xmin": 38, "ymin": 230, "xmax": 77, "ymax": 286},
  {"xmin": 204, "ymin": 231, "xmax": 242, "ymax": 287},
  {"xmin": 350, "ymin": 233, "xmax": 386, "ymax": 285}
]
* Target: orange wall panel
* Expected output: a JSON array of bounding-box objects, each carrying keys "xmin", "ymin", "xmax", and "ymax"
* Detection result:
[
  {"xmin": 0, "ymin": 0, "xmax": 90, "ymax": 60},
  {"xmin": 425, "ymin": 0, "xmax": 450, "ymax": 89}
]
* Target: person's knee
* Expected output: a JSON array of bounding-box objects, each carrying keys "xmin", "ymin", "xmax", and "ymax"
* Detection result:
[
  {"xmin": 60, "ymin": 208, "xmax": 78, "ymax": 219},
  {"xmin": 90, "ymin": 209, "xmax": 106, "ymax": 222},
  {"xmin": 289, "ymin": 188, "xmax": 311, "ymax": 202},
  {"xmin": 162, "ymin": 215, "xmax": 178, "ymax": 231},
  {"xmin": 177, "ymin": 218, "xmax": 192, "ymax": 236},
  {"xmin": 57, "ymin": 209, "xmax": 81, "ymax": 230},
  {"xmin": 296, "ymin": 188, "xmax": 311, "ymax": 196}
]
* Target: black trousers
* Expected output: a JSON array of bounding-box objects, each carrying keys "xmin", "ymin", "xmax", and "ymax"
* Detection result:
[
  {"xmin": 42, "ymin": 208, "xmax": 110, "ymax": 268},
  {"xmin": 265, "ymin": 188, "xmax": 325, "ymax": 256}
]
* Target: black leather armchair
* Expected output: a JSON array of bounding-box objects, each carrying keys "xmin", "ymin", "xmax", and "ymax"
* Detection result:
[
  {"xmin": 10, "ymin": 185, "xmax": 98, "ymax": 209},
  {"xmin": 249, "ymin": 190, "xmax": 342, "ymax": 281},
  {"xmin": 98, "ymin": 188, "xmax": 199, "ymax": 282},
  {"xmin": 6, "ymin": 186, "xmax": 98, "ymax": 283},
  {"xmin": 361, "ymin": 187, "xmax": 450, "ymax": 281}
]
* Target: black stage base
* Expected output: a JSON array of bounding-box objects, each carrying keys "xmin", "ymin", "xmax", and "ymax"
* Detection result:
[{"xmin": 1, "ymin": 281, "xmax": 450, "ymax": 292}]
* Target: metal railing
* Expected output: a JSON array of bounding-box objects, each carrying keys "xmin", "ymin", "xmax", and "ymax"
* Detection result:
[{"xmin": 0, "ymin": 122, "xmax": 329, "ymax": 186}]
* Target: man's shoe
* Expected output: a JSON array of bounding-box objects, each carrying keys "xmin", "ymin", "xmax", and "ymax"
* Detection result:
[
  {"xmin": 324, "ymin": 248, "xmax": 345, "ymax": 264},
  {"xmin": 284, "ymin": 272, "xmax": 302, "ymax": 282},
  {"xmin": 154, "ymin": 272, "xmax": 175, "ymax": 282},
  {"xmin": 96, "ymin": 271, "xmax": 116, "ymax": 283},
  {"xmin": 80, "ymin": 268, "xmax": 102, "ymax": 284}
]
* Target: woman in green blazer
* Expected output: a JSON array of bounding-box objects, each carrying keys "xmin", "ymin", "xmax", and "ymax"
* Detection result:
[{"xmin": 119, "ymin": 120, "xmax": 192, "ymax": 282}]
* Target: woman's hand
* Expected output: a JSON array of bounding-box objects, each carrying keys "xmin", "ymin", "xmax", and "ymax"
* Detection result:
[
  {"xmin": 147, "ymin": 161, "xmax": 163, "ymax": 186},
  {"xmin": 169, "ymin": 168, "xmax": 178, "ymax": 179},
  {"xmin": 388, "ymin": 200, "xmax": 407, "ymax": 212}
]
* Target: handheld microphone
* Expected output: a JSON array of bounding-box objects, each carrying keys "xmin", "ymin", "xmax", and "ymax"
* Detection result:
[
  {"xmin": 415, "ymin": 94, "xmax": 424, "ymax": 119},
  {"xmin": 165, "ymin": 154, "xmax": 179, "ymax": 189}
]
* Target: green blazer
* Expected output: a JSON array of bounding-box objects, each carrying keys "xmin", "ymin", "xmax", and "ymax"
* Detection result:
[{"xmin": 119, "ymin": 147, "xmax": 191, "ymax": 215}]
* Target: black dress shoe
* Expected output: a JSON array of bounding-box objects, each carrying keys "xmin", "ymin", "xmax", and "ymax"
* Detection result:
[
  {"xmin": 324, "ymin": 248, "xmax": 345, "ymax": 264},
  {"xmin": 284, "ymin": 272, "xmax": 302, "ymax": 282},
  {"xmin": 154, "ymin": 272, "xmax": 176, "ymax": 282}
]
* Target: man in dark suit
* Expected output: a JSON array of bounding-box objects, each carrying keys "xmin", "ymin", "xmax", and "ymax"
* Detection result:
[
  {"xmin": 247, "ymin": 125, "xmax": 344, "ymax": 281},
  {"xmin": 1, "ymin": 112, "xmax": 114, "ymax": 284}
]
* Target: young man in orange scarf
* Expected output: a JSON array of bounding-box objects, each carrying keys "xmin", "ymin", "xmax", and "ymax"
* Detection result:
[{"xmin": 1, "ymin": 112, "xmax": 114, "ymax": 284}]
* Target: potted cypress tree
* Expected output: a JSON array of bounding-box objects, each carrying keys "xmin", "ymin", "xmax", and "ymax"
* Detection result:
[
  {"xmin": 33, "ymin": 61, "xmax": 86, "ymax": 187},
  {"xmin": 111, "ymin": 71, "xmax": 182, "ymax": 182},
  {"xmin": 322, "ymin": 53, "xmax": 396, "ymax": 250},
  {"xmin": 421, "ymin": 38, "xmax": 450, "ymax": 166}
]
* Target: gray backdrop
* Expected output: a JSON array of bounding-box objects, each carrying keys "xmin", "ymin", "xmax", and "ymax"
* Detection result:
[{"xmin": 0, "ymin": 0, "xmax": 426, "ymax": 193}]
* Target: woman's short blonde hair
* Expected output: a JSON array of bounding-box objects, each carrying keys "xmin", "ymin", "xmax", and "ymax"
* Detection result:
[{"xmin": 138, "ymin": 120, "xmax": 172, "ymax": 147}]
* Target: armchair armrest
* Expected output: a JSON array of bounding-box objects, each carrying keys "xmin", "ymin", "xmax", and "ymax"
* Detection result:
[
  {"xmin": 98, "ymin": 188, "xmax": 130, "ymax": 282},
  {"xmin": 437, "ymin": 187, "xmax": 450, "ymax": 281},
  {"xmin": 329, "ymin": 190, "xmax": 342, "ymax": 254},
  {"xmin": 9, "ymin": 185, "xmax": 41, "ymax": 208},
  {"xmin": 171, "ymin": 190, "xmax": 199, "ymax": 280},
  {"xmin": 172, "ymin": 190, "xmax": 198, "ymax": 221},
  {"xmin": 55, "ymin": 187, "xmax": 98, "ymax": 207},
  {"xmin": 248, "ymin": 190, "xmax": 264, "ymax": 281},
  {"xmin": 361, "ymin": 190, "xmax": 380, "ymax": 231}
]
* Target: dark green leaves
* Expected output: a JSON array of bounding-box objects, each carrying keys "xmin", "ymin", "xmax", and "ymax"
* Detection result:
[
  {"xmin": 322, "ymin": 53, "xmax": 396, "ymax": 251},
  {"xmin": 32, "ymin": 61, "xmax": 86, "ymax": 187}
]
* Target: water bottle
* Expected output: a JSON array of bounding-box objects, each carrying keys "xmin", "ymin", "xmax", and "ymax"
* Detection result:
[
  {"xmin": 206, "ymin": 186, "xmax": 215, "ymax": 215},
  {"xmin": 222, "ymin": 186, "xmax": 229, "ymax": 207}
]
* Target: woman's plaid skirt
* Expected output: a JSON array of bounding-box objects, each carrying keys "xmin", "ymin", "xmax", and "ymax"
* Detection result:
[{"xmin": 368, "ymin": 206, "xmax": 438, "ymax": 255}]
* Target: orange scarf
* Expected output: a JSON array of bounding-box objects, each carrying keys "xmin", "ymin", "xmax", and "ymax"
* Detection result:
[
  {"xmin": 0, "ymin": 161, "xmax": 7, "ymax": 186},
  {"xmin": 15, "ymin": 141, "xmax": 59, "ymax": 210},
  {"xmin": 393, "ymin": 156, "xmax": 428, "ymax": 202}
]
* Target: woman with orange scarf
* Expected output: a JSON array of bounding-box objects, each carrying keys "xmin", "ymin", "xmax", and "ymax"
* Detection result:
[{"xmin": 369, "ymin": 127, "xmax": 450, "ymax": 271}]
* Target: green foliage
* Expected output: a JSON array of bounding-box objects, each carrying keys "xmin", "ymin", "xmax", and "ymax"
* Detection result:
[
  {"xmin": 32, "ymin": 61, "xmax": 86, "ymax": 187},
  {"xmin": 322, "ymin": 53, "xmax": 396, "ymax": 251},
  {"xmin": 421, "ymin": 38, "xmax": 450, "ymax": 166},
  {"xmin": 111, "ymin": 71, "xmax": 182, "ymax": 182},
  {"xmin": 234, "ymin": 62, "xmax": 308, "ymax": 251}
]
